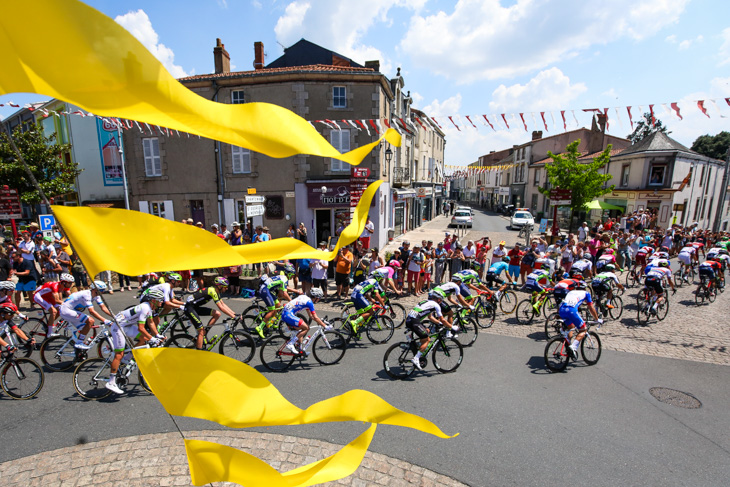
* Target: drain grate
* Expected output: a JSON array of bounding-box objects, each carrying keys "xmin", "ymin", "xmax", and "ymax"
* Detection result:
[{"xmin": 650, "ymin": 387, "xmax": 702, "ymax": 409}]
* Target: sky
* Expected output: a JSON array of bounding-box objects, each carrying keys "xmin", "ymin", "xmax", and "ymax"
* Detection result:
[{"xmin": 2, "ymin": 0, "xmax": 730, "ymax": 167}]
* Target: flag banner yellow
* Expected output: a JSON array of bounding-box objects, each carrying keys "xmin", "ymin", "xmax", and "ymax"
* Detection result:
[{"xmin": 0, "ymin": 0, "xmax": 400, "ymax": 164}]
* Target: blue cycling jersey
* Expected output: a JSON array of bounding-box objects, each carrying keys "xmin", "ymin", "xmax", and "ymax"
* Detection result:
[{"xmin": 488, "ymin": 261, "xmax": 509, "ymax": 276}]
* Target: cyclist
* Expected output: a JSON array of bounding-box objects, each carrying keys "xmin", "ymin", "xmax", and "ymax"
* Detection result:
[
  {"xmin": 706, "ymin": 247, "xmax": 730, "ymax": 272},
  {"xmin": 184, "ymin": 276, "xmax": 238, "ymax": 350},
  {"xmin": 596, "ymin": 248, "xmax": 617, "ymax": 272},
  {"xmin": 255, "ymin": 265, "xmax": 300, "ymax": 338},
  {"xmin": 406, "ymin": 292, "xmax": 452, "ymax": 371},
  {"xmin": 698, "ymin": 258, "xmax": 722, "ymax": 293},
  {"xmin": 523, "ymin": 266, "xmax": 552, "ymax": 312},
  {"xmin": 552, "ymin": 275, "xmax": 584, "ymax": 306},
  {"xmin": 32, "ymin": 272, "xmax": 75, "ymax": 336},
  {"xmin": 348, "ymin": 277, "xmax": 386, "ymax": 336},
  {"xmin": 485, "ymin": 256, "xmax": 512, "ymax": 299},
  {"xmin": 0, "ymin": 280, "xmax": 20, "ymax": 308},
  {"xmin": 0, "ymin": 302, "xmax": 36, "ymax": 350},
  {"xmin": 370, "ymin": 260, "xmax": 402, "ymax": 295},
  {"xmin": 557, "ymin": 283, "xmax": 602, "ymax": 358},
  {"xmin": 432, "ymin": 278, "xmax": 471, "ymax": 334},
  {"xmin": 590, "ymin": 264, "xmax": 624, "ymax": 313},
  {"xmin": 635, "ymin": 244, "xmax": 654, "ymax": 274},
  {"xmin": 105, "ymin": 289, "xmax": 165, "ymax": 394},
  {"xmin": 677, "ymin": 244, "xmax": 697, "ymax": 280},
  {"xmin": 570, "ymin": 253, "xmax": 593, "ymax": 279},
  {"xmin": 282, "ymin": 288, "xmax": 328, "ymax": 355},
  {"xmin": 644, "ymin": 261, "xmax": 676, "ymax": 315},
  {"xmin": 454, "ymin": 268, "xmax": 490, "ymax": 295},
  {"xmin": 59, "ymin": 281, "xmax": 115, "ymax": 350},
  {"xmin": 691, "ymin": 240, "xmax": 706, "ymax": 259}
]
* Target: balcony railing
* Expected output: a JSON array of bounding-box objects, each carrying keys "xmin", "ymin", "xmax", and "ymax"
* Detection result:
[{"xmin": 393, "ymin": 166, "xmax": 411, "ymax": 187}]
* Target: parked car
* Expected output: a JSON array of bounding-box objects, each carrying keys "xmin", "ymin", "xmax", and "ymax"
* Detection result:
[
  {"xmin": 510, "ymin": 209, "xmax": 535, "ymax": 230},
  {"xmin": 456, "ymin": 206, "xmax": 473, "ymax": 215},
  {"xmin": 502, "ymin": 204, "xmax": 515, "ymax": 216},
  {"xmin": 450, "ymin": 210, "xmax": 473, "ymax": 228}
]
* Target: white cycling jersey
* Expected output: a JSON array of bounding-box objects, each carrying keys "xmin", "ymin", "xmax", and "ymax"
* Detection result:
[{"xmin": 62, "ymin": 290, "xmax": 102, "ymax": 312}]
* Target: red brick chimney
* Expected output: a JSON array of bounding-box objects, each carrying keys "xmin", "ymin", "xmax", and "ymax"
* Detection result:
[
  {"xmin": 213, "ymin": 38, "xmax": 230, "ymax": 74},
  {"xmin": 253, "ymin": 42, "xmax": 264, "ymax": 70},
  {"xmin": 532, "ymin": 130, "xmax": 543, "ymax": 140}
]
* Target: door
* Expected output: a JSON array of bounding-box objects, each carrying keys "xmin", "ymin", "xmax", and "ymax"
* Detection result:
[
  {"xmin": 315, "ymin": 209, "xmax": 332, "ymax": 247},
  {"xmin": 190, "ymin": 200, "xmax": 205, "ymax": 227}
]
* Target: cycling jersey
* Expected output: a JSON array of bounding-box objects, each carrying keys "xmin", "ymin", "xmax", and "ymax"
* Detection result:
[
  {"xmin": 454, "ymin": 269, "xmax": 480, "ymax": 284},
  {"xmin": 115, "ymin": 303, "xmax": 154, "ymax": 327},
  {"xmin": 636, "ymin": 246, "xmax": 654, "ymax": 255},
  {"xmin": 62, "ymin": 290, "xmax": 103, "ymax": 312},
  {"xmin": 570, "ymin": 260, "xmax": 591, "ymax": 272},
  {"xmin": 646, "ymin": 267, "xmax": 671, "ymax": 280},
  {"xmin": 186, "ymin": 286, "xmax": 221, "ymax": 307},
  {"xmin": 371, "ymin": 266, "xmax": 395, "ymax": 280},
  {"xmin": 488, "ymin": 261, "xmax": 509, "ymax": 277},
  {"xmin": 264, "ymin": 275, "xmax": 288, "ymax": 292},
  {"xmin": 645, "ymin": 259, "xmax": 670, "ymax": 274},
  {"xmin": 559, "ymin": 290, "xmax": 593, "ymax": 329},
  {"xmin": 526, "ymin": 269, "xmax": 550, "ymax": 286},
  {"xmin": 351, "ymin": 278, "xmax": 383, "ymax": 310},
  {"xmin": 592, "ymin": 272, "xmax": 619, "ymax": 285},
  {"xmin": 33, "ymin": 281, "xmax": 64, "ymax": 305},
  {"xmin": 142, "ymin": 282, "xmax": 175, "ymax": 303},
  {"xmin": 433, "ymin": 282, "xmax": 460, "ymax": 298},
  {"xmin": 407, "ymin": 300, "xmax": 443, "ymax": 321},
  {"xmin": 281, "ymin": 295, "xmax": 315, "ymax": 328},
  {"xmin": 679, "ymin": 246, "xmax": 695, "ymax": 255},
  {"xmin": 699, "ymin": 261, "xmax": 721, "ymax": 278}
]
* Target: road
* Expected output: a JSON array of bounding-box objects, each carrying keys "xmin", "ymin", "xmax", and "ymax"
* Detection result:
[{"xmin": 2, "ymin": 210, "xmax": 729, "ymax": 487}]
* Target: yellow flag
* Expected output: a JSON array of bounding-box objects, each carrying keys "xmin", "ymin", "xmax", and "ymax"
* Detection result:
[{"xmin": 0, "ymin": 0, "xmax": 400, "ymax": 163}]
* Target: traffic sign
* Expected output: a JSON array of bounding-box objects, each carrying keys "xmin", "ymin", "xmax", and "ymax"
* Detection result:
[
  {"xmin": 0, "ymin": 187, "xmax": 22, "ymax": 219},
  {"xmin": 246, "ymin": 205, "xmax": 265, "ymax": 217},
  {"xmin": 39, "ymin": 214, "xmax": 56, "ymax": 231},
  {"xmin": 245, "ymin": 195, "xmax": 266, "ymax": 204},
  {"xmin": 247, "ymin": 188, "xmax": 257, "ymax": 195},
  {"xmin": 550, "ymin": 188, "xmax": 572, "ymax": 206}
]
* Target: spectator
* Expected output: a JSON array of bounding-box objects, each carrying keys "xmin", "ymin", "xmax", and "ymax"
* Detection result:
[
  {"xmin": 369, "ymin": 247, "xmax": 384, "ymax": 272},
  {"xmin": 433, "ymin": 242, "xmax": 447, "ymax": 285},
  {"xmin": 297, "ymin": 222, "xmax": 308, "ymax": 243},
  {"xmin": 12, "ymin": 251, "xmax": 37, "ymax": 308},
  {"xmin": 70, "ymin": 253, "xmax": 88, "ymax": 291},
  {"xmin": 211, "ymin": 224, "xmax": 224, "ymax": 238},
  {"xmin": 493, "ymin": 240, "xmax": 507, "ymax": 262},
  {"xmin": 195, "ymin": 221, "xmax": 204, "ymax": 229},
  {"xmin": 311, "ymin": 242, "xmax": 329, "ymax": 298},
  {"xmin": 578, "ymin": 222, "xmax": 588, "ymax": 242},
  {"xmin": 286, "ymin": 224, "xmax": 296, "ymax": 238},
  {"xmin": 520, "ymin": 241, "xmax": 539, "ymax": 285},
  {"xmin": 56, "ymin": 246, "xmax": 71, "ymax": 275},
  {"xmin": 96, "ymin": 270, "xmax": 114, "ymax": 294},
  {"xmin": 334, "ymin": 245, "xmax": 353, "ymax": 299},
  {"xmin": 185, "ymin": 218, "xmax": 194, "ymax": 225},
  {"xmin": 298, "ymin": 257, "xmax": 312, "ymax": 296},
  {"xmin": 226, "ymin": 264, "xmax": 242, "ymax": 297},
  {"xmin": 418, "ymin": 247, "xmax": 433, "ymax": 294},
  {"xmin": 462, "ymin": 240, "xmax": 477, "ymax": 269},
  {"xmin": 406, "ymin": 244, "xmax": 424, "ymax": 295},
  {"xmin": 117, "ymin": 272, "xmax": 133, "ymax": 292},
  {"xmin": 449, "ymin": 244, "xmax": 465, "ymax": 279},
  {"xmin": 40, "ymin": 249, "xmax": 61, "ymax": 282},
  {"xmin": 507, "ymin": 243, "xmax": 523, "ymax": 282},
  {"xmin": 220, "ymin": 224, "xmax": 230, "ymax": 240},
  {"xmin": 360, "ymin": 215, "xmax": 375, "ymax": 250},
  {"xmin": 392, "ymin": 249, "xmax": 404, "ymax": 291},
  {"xmin": 0, "ymin": 247, "xmax": 10, "ymax": 282}
]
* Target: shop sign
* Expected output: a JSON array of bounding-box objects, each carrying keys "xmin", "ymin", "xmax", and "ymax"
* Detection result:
[
  {"xmin": 0, "ymin": 187, "xmax": 22, "ymax": 219},
  {"xmin": 307, "ymin": 183, "xmax": 350, "ymax": 208}
]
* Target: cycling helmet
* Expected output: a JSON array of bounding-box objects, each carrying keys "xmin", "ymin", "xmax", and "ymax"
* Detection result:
[
  {"xmin": 451, "ymin": 274, "xmax": 463, "ymax": 282},
  {"xmin": 60, "ymin": 273, "xmax": 74, "ymax": 283},
  {"xmin": 0, "ymin": 302, "xmax": 18, "ymax": 314},
  {"xmin": 146, "ymin": 289, "xmax": 165, "ymax": 302},
  {"xmin": 569, "ymin": 268, "xmax": 583, "ymax": 278},
  {"xmin": 166, "ymin": 272, "xmax": 182, "ymax": 282},
  {"xmin": 604, "ymin": 248, "xmax": 615, "ymax": 255},
  {"xmin": 428, "ymin": 291, "xmax": 443, "ymax": 301},
  {"xmin": 92, "ymin": 281, "xmax": 107, "ymax": 292},
  {"xmin": 361, "ymin": 257, "xmax": 371, "ymax": 267},
  {"xmin": 370, "ymin": 271, "xmax": 384, "ymax": 281},
  {"xmin": 472, "ymin": 261, "xmax": 482, "ymax": 270},
  {"xmin": 502, "ymin": 255, "xmax": 510, "ymax": 263},
  {"xmin": 656, "ymin": 251, "xmax": 669, "ymax": 260},
  {"xmin": 604, "ymin": 264, "xmax": 616, "ymax": 272},
  {"xmin": 283, "ymin": 264, "xmax": 296, "ymax": 277},
  {"xmin": 583, "ymin": 253, "xmax": 592, "ymax": 260},
  {"xmin": 719, "ymin": 249, "xmax": 730, "ymax": 255},
  {"xmin": 657, "ymin": 260, "xmax": 669, "ymax": 267},
  {"xmin": 574, "ymin": 281, "xmax": 587, "ymax": 290},
  {"xmin": 0, "ymin": 281, "xmax": 16, "ymax": 291},
  {"xmin": 214, "ymin": 276, "xmax": 229, "ymax": 287},
  {"xmin": 309, "ymin": 287, "xmax": 324, "ymax": 299},
  {"xmin": 388, "ymin": 260, "xmax": 401, "ymax": 268}
]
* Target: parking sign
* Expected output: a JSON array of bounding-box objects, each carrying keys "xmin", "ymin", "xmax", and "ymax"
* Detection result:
[{"xmin": 39, "ymin": 214, "xmax": 56, "ymax": 231}]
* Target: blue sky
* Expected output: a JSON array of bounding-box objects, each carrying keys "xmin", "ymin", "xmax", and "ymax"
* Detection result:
[{"xmin": 2, "ymin": 0, "xmax": 729, "ymax": 166}]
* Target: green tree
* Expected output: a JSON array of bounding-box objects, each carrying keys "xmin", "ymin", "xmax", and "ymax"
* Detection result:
[
  {"xmin": 0, "ymin": 125, "xmax": 77, "ymax": 207},
  {"xmin": 538, "ymin": 140, "xmax": 614, "ymax": 228},
  {"xmin": 691, "ymin": 131, "xmax": 730, "ymax": 160},
  {"xmin": 626, "ymin": 112, "xmax": 670, "ymax": 145}
]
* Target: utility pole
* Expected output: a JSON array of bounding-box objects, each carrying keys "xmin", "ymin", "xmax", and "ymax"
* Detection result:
[{"xmin": 712, "ymin": 147, "xmax": 730, "ymax": 233}]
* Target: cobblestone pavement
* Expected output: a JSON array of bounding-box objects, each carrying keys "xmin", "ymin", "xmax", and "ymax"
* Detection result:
[{"xmin": 0, "ymin": 431, "xmax": 467, "ymax": 487}]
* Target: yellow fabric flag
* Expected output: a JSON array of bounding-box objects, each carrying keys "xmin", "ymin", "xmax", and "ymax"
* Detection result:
[
  {"xmin": 0, "ymin": 0, "xmax": 400, "ymax": 163},
  {"xmin": 134, "ymin": 348, "xmax": 456, "ymax": 439},
  {"xmin": 185, "ymin": 425, "xmax": 376, "ymax": 487},
  {"xmin": 52, "ymin": 180, "xmax": 382, "ymax": 277}
]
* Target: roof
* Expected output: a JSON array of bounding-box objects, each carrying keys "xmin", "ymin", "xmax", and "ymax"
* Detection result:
[
  {"xmin": 616, "ymin": 131, "xmax": 693, "ymax": 157},
  {"xmin": 179, "ymin": 64, "xmax": 376, "ymax": 82},
  {"xmin": 532, "ymin": 148, "xmax": 624, "ymax": 166},
  {"xmin": 267, "ymin": 39, "xmax": 364, "ymax": 69}
]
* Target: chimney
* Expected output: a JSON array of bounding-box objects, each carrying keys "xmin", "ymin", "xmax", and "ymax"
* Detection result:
[
  {"xmin": 587, "ymin": 114, "xmax": 607, "ymax": 153},
  {"xmin": 596, "ymin": 114, "xmax": 607, "ymax": 134},
  {"xmin": 532, "ymin": 130, "xmax": 543, "ymax": 141},
  {"xmin": 365, "ymin": 60, "xmax": 380, "ymax": 72},
  {"xmin": 253, "ymin": 41, "xmax": 264, "ymax": 70},
  {"xmin": 213, "ymin": 38, "xmax": 230, "ymax": 74}
]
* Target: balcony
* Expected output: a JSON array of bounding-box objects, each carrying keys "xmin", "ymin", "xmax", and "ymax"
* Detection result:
[{"xmin": 393, "ymin": 166, "xmax": 411, "ymax": 187}]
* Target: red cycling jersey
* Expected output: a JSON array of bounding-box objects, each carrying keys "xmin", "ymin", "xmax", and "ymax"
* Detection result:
[{"xmin": 33, "ymin": 281, "xmax": 64, "ymax": 304}]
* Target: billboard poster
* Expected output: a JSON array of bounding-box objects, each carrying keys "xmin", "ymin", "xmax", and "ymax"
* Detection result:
[{"xmin": 96, "ymin": 119, "xmax": 123, "ymax": 186}]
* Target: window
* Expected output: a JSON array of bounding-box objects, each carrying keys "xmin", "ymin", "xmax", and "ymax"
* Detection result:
[
  {"xmin": 707, "ymin": 200, "xmax": 713, "ymax": 221},
  {"xmin": 621, "ymin": 165, "xmax": 630, "ymax": 187},
  {"xmin": 142, "ymin": 138, "xmax": 161, "ymax": 177},
  {"xmin": 329, "ymin": 129, "xmax": 350, "ymax": 171},
  {"xmin": 231, "ymin": 90, "xmax": 245, "ymax": 104},
  {"xmin": 333, "ymin": 86, "xmax": 346, "ymax": 108},
  {"xmin": 531, "ymin": 194, "xmax": 538, "ymax": 212},
  {"xmin": 534, "ymin": 169, "xmax": 540, "ymax": 186},
  {"xmin": 150, "ymin": 201, "xmax": 166, "ymax": 218},
  {"xmin": 705, "ymin": 168, "xmax": 712, "ymax": 194},
  {"xmin": 232, "ymin": 146, "xmax": 251, "ymax": 174},
  {"xmin": 648, "ymin": 165, "xmax": 665, "ymax": 186},
  {"xmin": 699, "ymin": 165, "xmax": 706, "ymax": 186},
  {"xmin": 700, "ymin": 198, "xmax": 707, "ymax": 219},
  {"xmin": 693, "ymin": 197, "xmax": 701, "ymax": 220}
]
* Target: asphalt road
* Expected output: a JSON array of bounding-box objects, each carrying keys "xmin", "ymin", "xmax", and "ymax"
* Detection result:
[{"xmin": 3, "ymin": 211, "xmax": 729, "ymax": 487}]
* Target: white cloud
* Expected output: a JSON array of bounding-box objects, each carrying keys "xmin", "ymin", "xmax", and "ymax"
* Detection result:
[
  {"xmin": 400, "ymin": 0, "xmax": 690, "ymax": 82},
  {"xmin": 410, "ymin": 91, "xmax": 424, "ymax": 106},
  {"xmin": 667, "ymin": 33, "xmax": 703, "ymax": 50},
  {"xmin": 602, "ymin": 88, "xmax": 619, "ymax": 99},
  {"xmin": 115, "ymin": 10, "xmax": 188, "ymax": 78},
  {"xmin": 489, "ymin": 68, "xmax": 587, "ymax": 112},
  {"xmin": 719, "ymin": 28, "xmax": 730, "ymax": 66}
]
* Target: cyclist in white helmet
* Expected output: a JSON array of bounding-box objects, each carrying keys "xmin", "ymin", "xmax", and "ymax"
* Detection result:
[
  {"xmin": 32, "ymin": 273, "xmax": 75, "ymax": 336},
  {"xmin": 59, "ymin": 281, "xmax": 115, "ymax": 350}
]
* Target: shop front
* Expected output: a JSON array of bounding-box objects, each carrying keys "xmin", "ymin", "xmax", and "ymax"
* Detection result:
[{"xmin": 392, "ymin": 189, "xmax": 416, "ymax": 236}]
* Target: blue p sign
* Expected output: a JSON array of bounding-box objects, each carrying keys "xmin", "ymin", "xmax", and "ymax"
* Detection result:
[{"xmin": 39, "ymin": 214, "xmax": 56, "ymax": 231}]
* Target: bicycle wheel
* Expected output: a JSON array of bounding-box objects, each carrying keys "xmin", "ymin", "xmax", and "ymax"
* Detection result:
[
  {"xmin": 165, "ymin": 334, "xmax": 196, "ymax": 349},
  {"xmin": 382, "ymin": 342, "xmax": 416, "ymax": 379},
  {"xmin": 541, "ymin": 295, "xmax": 559, "ymax": 319},
  {"xmin": 138, "ymin": 369, "xmax": 152, "ymax": 393},
  {"xmin": 454, "ymin": 316, "xmax": 478, "ymax": 347},
  {"xmin": 218, "ymin": 331, "xmax": 256, "ymax": 364},
  {"xmin": 1, "ymin": 358, "xmax": 44, "ymax": 399},
  {"xmin": 339, "ymin": 303, "xmax": 355, "ymax": 320},
  {"xmin": 515, "ymin": 299, "xmax": 538, "ymax": 325},
  {"xmin": 544, "ymin": 337, "xmax": 570, "ymax": 372},
  {"xmin": 695, "ymin": 285, "xmax": 707, "ymax": 305},
  {"xmin": 72, "ymin": 358, "xmax": 113, "ymax": 400},
  {"xmin": 169, "ymin": 317, "xmax": 196, "ymax": 336},
  {"xmin": 499, "ymin": 290, "xmax": 518, "ymax": 314},
  {"xmin": 636, "ymin": 294, "xmax": 651, "ymax": 325},
  {"xmin": 607, "ymin": 296, "xmax": 623, "ymax": 320},
  {"xmin": 581, "ymin": 332, "xmax": 602, "ymax": 365},
  {"xmin": 96, "ymin": 336, "xmax": 114, "ymax": 359},
  {"xmin": 386, "ymin": 303, "xmax": 406, "ymax": 328},
  {"xmin": 366, "ymin": 316, "xmax": 395, "ymax": 344},
  {"xmin": 328, "ymin": 317, "xmax": 355, "ymax": 343},
  {"xmin": 656, "ymin": 298, "xmax": 669, "ymax": 320},
  {"xmin": 474, "ymin": 296, "xmax": 496, "ymax": 329},
  {"xmin": 431, "ymin": 337, "xmax": 463, "ymax": 373},
  {"xmin": 673, "ymin": 270, "xmax": 684, "ymax": 288},
  {"xmin": 544, "ymin": 313, "xmax": 564, "ymax": 340},
  {"xmin": 625, "ymin": 271, "xmax": 639, "ymax": 288},
  {"xmin": 39, "ymin": 336, "xmax": 78, "ymax": 371},
  {"xmin": 259, "ymin": 335, "xmax": 296, "ymax": 372},
  {"xmin": 312, "ymin": 330, "xmax": 347, "ymax": 365},
  {"xmin": 18, "ymin": 318, "xmax": 48, "ymax": 346}
]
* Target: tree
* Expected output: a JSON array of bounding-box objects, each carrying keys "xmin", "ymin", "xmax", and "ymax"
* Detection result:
[
  {"xmin": 0, "ymin": 125, "xmax": 77, "ymax": 207},
  {"xmin": 626, "ymin": 112, "xmax": 670, "ymax": 145},
  {"xmin": 538, "ymin": 140, "xmax": 614, "ymax": 228},
  {"xmin": 691, "ymin": 131, "xmax": 730, "ymax": 160}
]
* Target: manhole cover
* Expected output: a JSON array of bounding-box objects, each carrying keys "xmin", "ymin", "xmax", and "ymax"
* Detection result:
[{"xmin": 649, "ymin": 387, "xmax": 702, "ymax": 409}]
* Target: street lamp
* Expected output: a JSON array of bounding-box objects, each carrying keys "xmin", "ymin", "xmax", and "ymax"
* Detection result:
[{"xmin": 384, "ymin": 147, "xmax": 393, "ymax": 164}]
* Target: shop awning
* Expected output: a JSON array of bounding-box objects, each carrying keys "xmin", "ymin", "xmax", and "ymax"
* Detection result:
[
  {"xmin": 586, "ymin": 200, "xmax": 624, "ymax": 210},
  {"xmin": 394, "ymin": 189, "xmax": 417, "ymax": 198}
]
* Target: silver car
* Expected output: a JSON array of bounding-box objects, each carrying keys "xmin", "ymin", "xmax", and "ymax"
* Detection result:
[{"xmin": 451, "ymin": 210, "xmax": 473, "ymax": 228}]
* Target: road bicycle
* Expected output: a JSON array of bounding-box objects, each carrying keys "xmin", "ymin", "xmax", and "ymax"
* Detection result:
[
  {"xmin": 0, "ymin": 348, "xmax": 44, "ymax": 399},
  {"xmin": 464, "ymin": 291, "xmax": 496, "ymax": 329},
  {"xmin": 515, "ymin": 288, "xmax": 558, "ymax": 325},
  {"xmin": 382, "ymin": 326, "xmax": 464, "ymax": 379},
  {"xmin": 694, "ymin": 276, "xmax": 720, "ymax": 305},
  {"xmin": 673, "ymin": 263, "xmax": 696, "ymax": 288},
  {"xmin": 259, "ymin": 320, "xmax": 347, "ymax": 372},
  {"xmin": 164, "ymin": 318, "xmax": 256, "ymax": 363},
  {"xmin": 328, "ymin": 303, "xmax": 395, "ymax": 345},
  {"xmin": 241, "ymin": 304, "xmax": 312, "ymax": 343},
  {"xmin": 448, "ymin": 305, "xmax": 479, "ymax": 347},
  {"xmin": 636, "ymin": 286, "xmax": 670, "ymax": 325},
  {"xmin": 1, "ymin": 321, "xmax": 37, "ymax": 358},
  {"xmin": 156, "ymin": 308, "xmax": 196, "ymax": 338},
  {"xmin": 13, "ymin": 310, "xmax": 71, "ymax": 350},
  {"xmin": 624, "ymin": 266, "xmax": 642, "ymax": 288},
  {"xmin": 336, "ymin": 294, "xmax": 406, "ymax": 329},
  {"xmin": 544, "ymin": 319, "xmax": 602, "ymax": 372},
  {"xmin": 593, "ymin": 292, "xmax": 623, "ymax": 321},
  {"xmin": 39, "ymin": 322, "xmax": 114, "ymax": 371},
  {"xmin": 72, "ymin": 344, "xmax": 155, "ymax": 400}
]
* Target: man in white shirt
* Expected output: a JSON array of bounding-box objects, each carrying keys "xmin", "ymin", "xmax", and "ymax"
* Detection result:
[
  {"xmin": 311, "ymin": 242, "xmax": 329, "ymax": 298},
  {"xmin": 578, "ymin": 223, "xmax": 588, "ymax": 242},
  {"xmin": 359, "ymin": 216, "xmax": 375, "ymax": 250}
]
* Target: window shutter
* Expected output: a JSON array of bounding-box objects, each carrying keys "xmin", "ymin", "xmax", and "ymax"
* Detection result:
[
  {"xmin": 163, "ymin": 200, "xmax": 174, "ymax": 221},
  {"xmin": 139, "ymin": 201, "xmax": 149, "ymax": 213}
]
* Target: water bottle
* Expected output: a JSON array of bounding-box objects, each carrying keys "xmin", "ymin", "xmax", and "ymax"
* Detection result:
[{"xmin": 302, "ymin": 335, "xmax": 312, "ymax": 347}]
